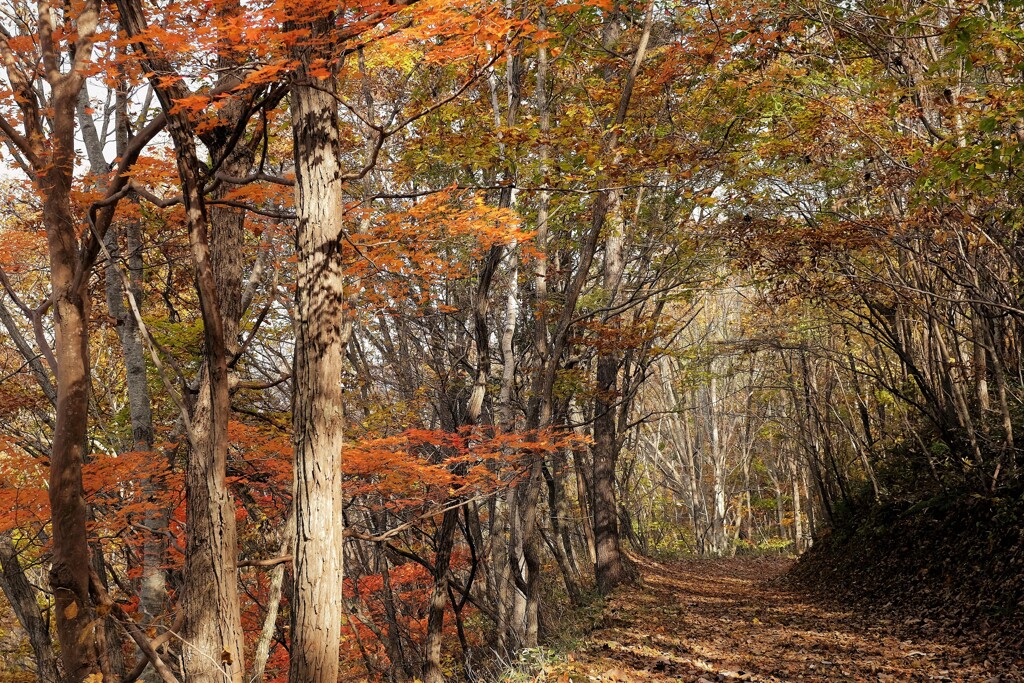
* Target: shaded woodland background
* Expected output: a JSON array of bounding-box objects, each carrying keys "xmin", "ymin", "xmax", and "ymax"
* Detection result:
[{"xmin": 0, "ymin": 0, "xmax": 1022, "ymax": 681}]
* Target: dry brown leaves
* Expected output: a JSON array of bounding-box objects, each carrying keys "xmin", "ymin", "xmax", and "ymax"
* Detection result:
[{"xmin": 534, "ymin": 557, "xmax": 1021, "ymax": 682}]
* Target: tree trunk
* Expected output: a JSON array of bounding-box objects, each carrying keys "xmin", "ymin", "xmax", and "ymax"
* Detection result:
[
  {"xmin": 592, "ymin": 165, "xmax": 627, "ymax": 591},
  {"xmin": 422, "ymin": 509, "xmax": 458, "ymax": 683},
  {"xmin": 44, "ymin": 143, "xmax": 102, "ymax": 683},
  {"xmin": 176, "ymin": 183, "xmax": 244, "ymax": 683},
  {"xmin": 250, "ymin": 515, "xmax": 293, "ymax": 683},
  {"xmin": 0, "ymin": 534, "xmax": 60, "ymax": 683},
  {"xmin": 288, "ymin": 21, "xmax": 347, "ymax": 683},
  {"xmin": 593, "ymin": 348, "xmax": 625, "ymax": 592},
  {"xmin": 791, "ymin": 457, "xmax": 803, "ymax": 553},
  {"xmin": 113, "ymin": 3, "xmax": 247, "ymax": 679}
]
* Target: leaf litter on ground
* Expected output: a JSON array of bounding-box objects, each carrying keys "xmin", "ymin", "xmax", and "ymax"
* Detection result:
[{"xmin": 530, "ymin": 556, "xmax": 1021, "ymax": 682}]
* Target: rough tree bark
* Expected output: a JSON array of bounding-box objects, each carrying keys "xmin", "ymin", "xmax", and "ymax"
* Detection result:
[
  {"xmin": 288, "ymin": 17, "xmax": 347, "ymax": 683},
  {"xmin": 0, "ymin": 535, "xmax": 60, "ymax": 683},
  {"xmin": 114, "ymin": 1, "xmax": 246, "ymax": 679},
  {"xmin": 592, "ymin": 186, "xmax": 627, "ymax": 592}
]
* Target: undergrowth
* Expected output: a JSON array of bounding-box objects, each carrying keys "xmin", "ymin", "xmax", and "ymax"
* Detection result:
[{"xmin": 492, "ymin": 591, "xmax": 606, "ymax": 683}]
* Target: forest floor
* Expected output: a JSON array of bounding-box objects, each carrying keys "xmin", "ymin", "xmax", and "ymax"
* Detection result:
[{"xmin": 532, "ymin": 556, "xmax": 1020, "ymax": 683}]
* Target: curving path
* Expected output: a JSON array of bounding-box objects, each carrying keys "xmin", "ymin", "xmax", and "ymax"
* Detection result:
[{"xmin": 543, "ymin": 557, "xmax": 1017, "ymax": 682}]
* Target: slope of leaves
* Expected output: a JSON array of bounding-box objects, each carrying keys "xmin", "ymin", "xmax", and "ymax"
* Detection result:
[{"xmin": 788, "ymin": 487, "xmax": 1024, "ymax": 674}]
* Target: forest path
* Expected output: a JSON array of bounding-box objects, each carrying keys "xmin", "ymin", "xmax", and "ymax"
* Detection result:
[{"xmin": 541, "ymin": 556, "xmax": 1005, "ymax": 683}]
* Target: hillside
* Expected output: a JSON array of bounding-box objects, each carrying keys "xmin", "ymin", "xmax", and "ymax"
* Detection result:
[{"xmin": 787, "ymin": 490, "xmax": 1024, "ymax": 672}]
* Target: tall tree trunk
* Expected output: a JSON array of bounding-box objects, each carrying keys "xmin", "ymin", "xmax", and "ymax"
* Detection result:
[
  {"xmin": 288, "ymin": 20, "xmax": 346, "ymax": 683},
  {"xmin": 114, "ymin": 2, "xmax": 247, "ymax": 679},
  {"xmin": 587, "ymin": 0, "xmax": 654, "ymax": 592},
  {"xmin": 593, "ymin": 185, "xmax": 626, "ymax": 591},
  {"xmin": 175, "ymin": 171, "xmax": 243, "ymax": 683},
  {"xmin": 791, "ymin": 456, "xmax": 803, "ymax": 553},
  {"xmin": 44, "ymin": 109, "xmax": 103, "ymax": 682},
  {"xmin": 544, "ymin": 458, "xmax": 583, "ymax": 603}
]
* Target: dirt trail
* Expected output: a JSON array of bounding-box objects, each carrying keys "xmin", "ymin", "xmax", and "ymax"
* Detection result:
[{"xmin": 543, "ymin": 557, "xmax": 1017, "ymax": 682}]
